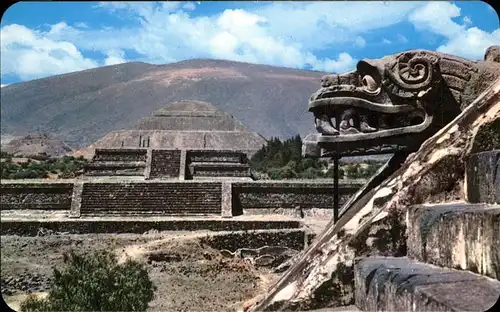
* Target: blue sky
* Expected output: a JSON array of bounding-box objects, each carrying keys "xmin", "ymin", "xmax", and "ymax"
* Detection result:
[{"xmin": 1, "ymin": 1, "xmax": 499, "ymax": 86}]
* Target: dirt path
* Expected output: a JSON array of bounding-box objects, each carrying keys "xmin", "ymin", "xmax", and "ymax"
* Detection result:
[{"xmin": 1, "ymin": 232, "xmax": 287, "ymax": 311}]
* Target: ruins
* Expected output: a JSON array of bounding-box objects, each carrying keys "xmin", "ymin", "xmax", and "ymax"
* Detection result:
[
  {"xmin": 247, "ymin": 47, "xmax": 500, "ymax": 311},
  {"xmin": 1, "ymin": 97, "xmax": 365, "ymax": 232}
]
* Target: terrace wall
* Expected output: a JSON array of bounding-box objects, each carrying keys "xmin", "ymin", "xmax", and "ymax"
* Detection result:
[
  {"xmin": 0, "ymin": 182, "xmax": 74, "ymax": 210},
  {"xmin": 79, "ymin": 182, "xmax": 222, "ymax": 216},
  {"xmin": 231, "ymin": 181, "xmax": 362, "ymax": 217}
]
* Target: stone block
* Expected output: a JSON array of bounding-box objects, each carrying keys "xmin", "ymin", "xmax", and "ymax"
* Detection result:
[
  {"xmin": 407, "ymin": 203, "xmax": 500, "ymax": 280},
  {"xmin": 221, "ymin": 182, "xmax": 232, "ymax": 218},
  {"xmin": 302, "ymin": 133, "xmax": 321, "ymax": 157},
  {"xmin": 69, "ymin": 182, "xmax": 83, "ymax": 218},
  {"xmin": 354, "ymin": 257, "xmax": 500, "ymax": 312},
  {"xmin": 466, "ymin": 150, "xmax": 500, "ymax": 204}
]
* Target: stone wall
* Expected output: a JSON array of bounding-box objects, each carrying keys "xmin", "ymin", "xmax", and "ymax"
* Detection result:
[
  {"xmin": 84, "ymin": 162, "xmax": 146, "ymax": 176},
  {"xmin": 466, "ymin": 150, "xmax": 500, "ymax": 204},
  {"xmin": 0, "ymin": 183, "xmax": 74, "ymax": 210},
  {"xmin": 92, "ymin": 148, "xmax": 147, "ymax": 162},
  {"xmin": 149, "ymin": 149, "xmax": 182, "ymax": 179},
  {"xmin": 231, "ymin": 181, "xmax": 362, "ymax": 216},
  {"xmin": 80, "ymin": 182, "xmax": 222, "ymax": 216},
  {"xmin": 1, "ymin": 179, "xmax": 362, "ymax": 218},
  {"xmin": 186, "ymin": 150, "xmax": 248, "ymax": 163},
  {"xmin": 185, "ymin": 150, "xmax": 251, "ymax": 179},
  {"xmin": 85, "ymin": 149, "xmax": 148, "ymax": 176}
]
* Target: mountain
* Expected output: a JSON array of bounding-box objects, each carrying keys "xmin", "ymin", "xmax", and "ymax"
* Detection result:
[
  {"xmin": 0, "ymin": 59, "xmax": 328, "ymax": 148},
  {"xmin": 1, "ymin": 132, "xmax": 73, "ymax": 157}
]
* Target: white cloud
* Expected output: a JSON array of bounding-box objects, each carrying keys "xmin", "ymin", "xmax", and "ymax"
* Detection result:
[
  {"xmin": 74, "ymin": 22, "xmax": 89, "ymax": 29},
  {"xmin": 355, "ymin": 36, "xmax": 366, "ymax": 48},
  {"xmin": 1, "ymin": 84, "xmax": 8, "ymax": 88},
  {"xmin": 104, "ymin": 49, "xmax": 127, "ymax": 66},
  {"xmin": 438, "ymin": 28, "xmax": 500, "ymax": 59},
  {"xmin": 182, "ymin": 2, "xmax": 196, "ymax": 11},
  {"xmin": 409, "ymin": 2, "xmax": 464, "ymax": 38},
  {"xmin": 409, "ymin": 2, "xmax": 500, "ymax": 60},
  {"xmin": 397, "ymin": 34, "xmax": 408, "ymax": 44},
  {"xmin": 462, "ymin": 16, "xmax": 472, "ymax": 26},
  {"xmin": 1, "ymin": 1, "xmax": 499, "ymax": 82},
  {"xmin": 0, "ymin": 24, "xmax": 99, "ymax": 80}
]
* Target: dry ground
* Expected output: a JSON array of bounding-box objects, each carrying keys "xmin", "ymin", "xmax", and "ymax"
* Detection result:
[{"xmin": 1, "ymin": 231, "xmax": 287, "ymax": 311}]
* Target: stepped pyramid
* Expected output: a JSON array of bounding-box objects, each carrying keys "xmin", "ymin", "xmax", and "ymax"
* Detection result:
[{"xmin": 76, "ymin": 100, "xmax": 266, "ymax": 158}]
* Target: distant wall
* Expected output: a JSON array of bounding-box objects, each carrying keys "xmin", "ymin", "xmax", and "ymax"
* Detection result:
[
  {"xmin": 85, "ymin": 149, "xmax": 147, "ymax": 176},
  {"xmin": 92, "ymin": 148, "xmax": 147, "ymax": 162},
  {"xmin": 0, "ymin": 182, "xmax": 74, "ymax": 210},
  {"xmin": 149, "ymin": 149, "xmax": 182, "ymax": 179},
  {"xmin": 80, "ymin": 182, "xmax": 222, "ymax": 216},
  {"xmin": 0, "ymin": 179, "xmax": 363, "ymax": 219},
  {"xmin": 186, "ymin": 150, "xmax": 248, "ymax": 163},
  {"xmin": 231, "ymin": 181, "xmax": 361, "ymax": 217}
]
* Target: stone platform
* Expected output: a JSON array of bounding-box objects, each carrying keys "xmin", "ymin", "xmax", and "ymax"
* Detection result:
[
  {"xmin": 354, "ymin": 257, "xmax": 500, "ymax": 312},
  {"xmin": 407, "ymin": 203, "xmax": 500, "ymax": 279},
  {"xmin": 0, "ymin": 214, "xmax": 305, "ymax": 236}
]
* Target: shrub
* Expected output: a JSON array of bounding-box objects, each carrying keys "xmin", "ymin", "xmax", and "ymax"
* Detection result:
[
  {"xmin": 324, "ymin": 166, "xmax": 345, "ymax": 179},
  {"xmin": 20, "ymin": 250, "xmax": 156, "ymax": 312},
  {"xmin": 344, "ymin": 164, "xmax": 360, "ymax": 179},
  {"xmin": 250, "ymin": 135, "xmax": 328, "ymax": 179}
]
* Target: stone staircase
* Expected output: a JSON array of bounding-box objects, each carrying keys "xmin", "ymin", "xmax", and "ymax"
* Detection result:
[
  {"xmin": 79, "ymin": 182, "xmax": 222, "ymax": 216},
  {"xmin": 185, "ymin": 150, "xmax": 253, "ymax": 180},
  {"xmin": 352, "ymin": 150, "xmax": 500, "ymax": 311},
  {"xmin": 84, "ymin": 149, "xmax": 147, "ymax": 177}
]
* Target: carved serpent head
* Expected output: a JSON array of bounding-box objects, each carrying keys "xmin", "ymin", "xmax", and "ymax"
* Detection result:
[{"xmin": 307, "ymin": 46, "xmax": 500, "ymax": 155}]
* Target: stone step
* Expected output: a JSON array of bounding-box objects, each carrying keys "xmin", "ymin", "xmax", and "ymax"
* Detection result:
[
  {"xmin": 354, "ymin": 256, "xmax": 500, "ymax": 312},
  {"xmin": 85, "ymin": 161, "xmax": 146, "ymax": 169},
  {"xmin": 189, "ymin": 162, "xmax": 250, "ymax": 168},
  {"xmin": 80, "ymin": 212, "xmax": 220, "ymax": 216},
  {"xmin": 188, "ymin": 162, "xmax": 252, "ymax": 177},
  {"xmin": 187, "ymin": 150, "xmax": 248, "ymax": 164},
  {"xmin": 466, "ymin": 150, "xmax": 500, "ymax": 204},
  {"xmin": 84, "ymin": 172, "xmax": 145, "ymax": 177},
  {"xmin": 407, "ymin": 203, "xmax": 500, "ymax": 280},
  {"xmin": 1, "ymin": 219, "xmax": 303, "ymax": 236}
]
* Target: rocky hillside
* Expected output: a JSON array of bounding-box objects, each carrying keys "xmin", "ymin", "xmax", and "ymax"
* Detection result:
[
  {"xmin": 1, "ymin": 132, "xmax": 72, "ymax": 157},
  {"xmin": 0, "ymin": 59, "xmax": 328, "ymax": 148}
]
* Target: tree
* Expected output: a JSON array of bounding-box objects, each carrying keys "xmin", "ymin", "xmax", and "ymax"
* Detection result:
[
  {"xmin": 20, "ymin": 250, "xmax": 156, "ymax": 312},
  {"xmin": 250, "ymin": 135, "xmax": 328, "ymax": 180}
]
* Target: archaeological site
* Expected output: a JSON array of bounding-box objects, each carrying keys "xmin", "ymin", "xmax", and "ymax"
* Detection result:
[{"xmin": 1, "ymin": 42, "xmax": 499, "ymax": 312}]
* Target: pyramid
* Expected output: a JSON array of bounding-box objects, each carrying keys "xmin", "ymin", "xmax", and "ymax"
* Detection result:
[{"xmin": 76, "ymin": 100, "xmax": 266, "ymax": 158}]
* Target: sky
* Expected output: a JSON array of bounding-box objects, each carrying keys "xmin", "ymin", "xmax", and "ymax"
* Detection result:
[{"xmin": 1, "ymin": 1, "xmax": 499, "ymax": 87}]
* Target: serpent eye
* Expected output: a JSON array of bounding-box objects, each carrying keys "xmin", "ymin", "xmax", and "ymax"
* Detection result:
[{"xmin": 361, "ymin": 75, "xmax": 378, "ymax": 92}]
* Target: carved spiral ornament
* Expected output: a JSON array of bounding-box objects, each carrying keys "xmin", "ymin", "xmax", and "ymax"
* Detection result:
[{"xmin": 384, "ymin": 52, "xmax": 440, "ymax": 94}]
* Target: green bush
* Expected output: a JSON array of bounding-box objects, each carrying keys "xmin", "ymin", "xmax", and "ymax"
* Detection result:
[
  {"xmin": 358, "ymin": 163, "xmax": 380, "ymax": 178},
  {"xmin": 0, "ymin": 155, "xmax": 88, "ymax": 179},
  {"xmin": 344, "ymin": 164, "xmax": 360, "ymax": 178},
  {"xmin": 20, "ymin": 251, "xmax": 156, "ymax": 312},
  {"xmin": 298, "ymin": 167, "xmax": 324, "ymax": 179},
  {"xmin": 250, "ymin": 135, "xmax": 328, "ymax": 180},
  {"xmin": 324, "ymin": 166, "xmax": 345, "ymax": 179}
]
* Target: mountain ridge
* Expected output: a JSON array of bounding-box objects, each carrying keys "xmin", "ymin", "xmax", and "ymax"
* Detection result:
[{"xmin": 1, "ymin": 59, "xmax": 330, "ymax": 148}]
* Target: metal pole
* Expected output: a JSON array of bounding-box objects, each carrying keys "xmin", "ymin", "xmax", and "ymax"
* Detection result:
[
  {"xmin": 333, "ymin": 154, "xmax": 339, "ymax": 223},
  {"xmin": 333, "ymin": 114, "xmax": 340, "ymax": 223}
]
